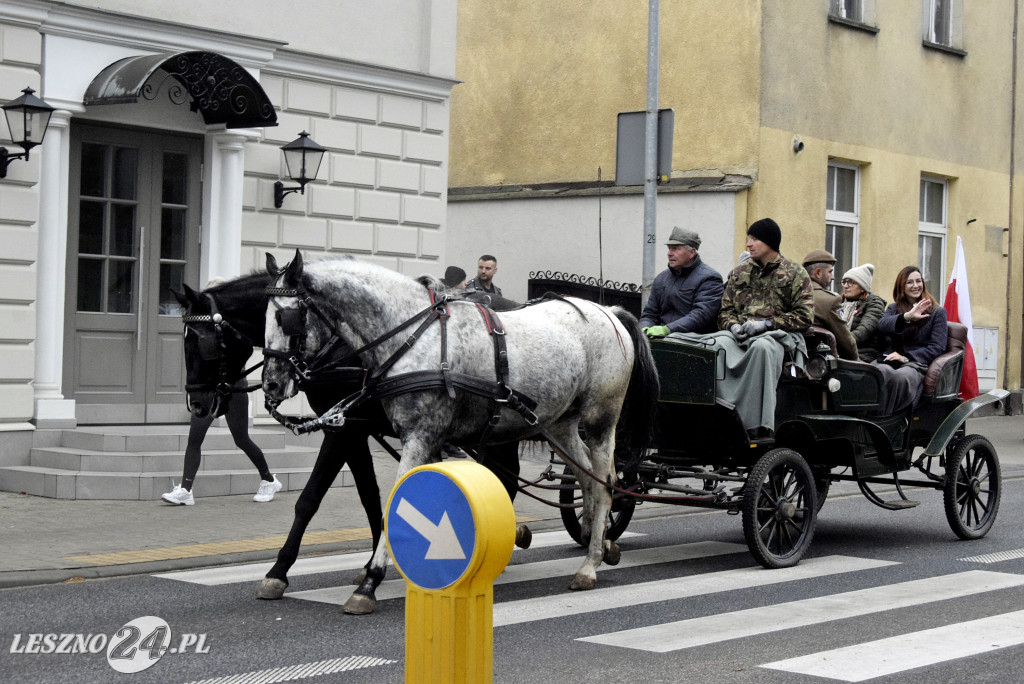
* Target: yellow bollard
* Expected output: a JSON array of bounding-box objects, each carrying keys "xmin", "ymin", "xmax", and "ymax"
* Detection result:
[{"xmin": 386, "ymin": 462, "xmax": 516, "ymax": 684}]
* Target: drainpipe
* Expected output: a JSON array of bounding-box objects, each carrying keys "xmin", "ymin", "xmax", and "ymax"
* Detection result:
[{"xmin": 1009, "ymin": 0, "xmax": 1020, "ymax": 401}]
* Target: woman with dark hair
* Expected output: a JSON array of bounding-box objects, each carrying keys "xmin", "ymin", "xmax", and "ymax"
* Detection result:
[{"xmin": 872, "ymin": 266, "xmax": 948, "ymax": 414}]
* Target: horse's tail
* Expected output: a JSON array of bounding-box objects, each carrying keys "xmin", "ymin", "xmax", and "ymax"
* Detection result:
[{"xmin": 611, "ymin": 307, "xmax": 660, "ymax": 469}]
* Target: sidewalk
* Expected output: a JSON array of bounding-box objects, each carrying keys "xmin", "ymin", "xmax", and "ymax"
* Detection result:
[{"xmin": 1, "ymin": 415, "xmax": 1021, "ymax": 590}]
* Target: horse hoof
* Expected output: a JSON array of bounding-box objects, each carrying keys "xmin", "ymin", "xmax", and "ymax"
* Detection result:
[
  {"xmin": 515, "ymin": 524, "xmax": 533, "ymax": 549},
  {"xmin": 350, "ymin": 569, "xmax": 368, "ymax": 585},
  {"xmin": 343, "ymin": 593, "xmax": 377, "ymax": 615},
  {"xmin": 257, "ymin": 578, "xmax": 287, "ymax": 600},
  {"xmin": 603, "ymin": 541, "xmax": 621, "ymax": 566},
  {"xmin": 569, "ymin": 574, "xmax": 597, "ymax": 591}
]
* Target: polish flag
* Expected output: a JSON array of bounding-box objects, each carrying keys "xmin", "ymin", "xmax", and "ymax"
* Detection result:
[{"xmin": 942, "ymin": 236, "xmax": 979, "ymax": 400}]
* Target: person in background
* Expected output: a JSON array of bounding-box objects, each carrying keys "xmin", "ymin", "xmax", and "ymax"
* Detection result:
[
  {"xmin": 802, "ymin": 249, "xmax": 858, "ymax": 361},
  {"xmin": 839, "ymin": 263, "xmax": 887, "ymax": 363},
  {"xmin": 163, "ymin": 277, "xmax": 281, "ymax": 506},
  {"xmin": 871, "ymin": 266, "xmax": 948, "ymax": 414},
  {"xmin": 443, "ymin": 266, "xmax": 467, "ymax": 289},
  {"xmin": 639, "ymin": 226, "xmax": 724, "ymax": 337},
  {"xmin": 465, "ymin": 254, "xmax": 502, "ymax": 296}
]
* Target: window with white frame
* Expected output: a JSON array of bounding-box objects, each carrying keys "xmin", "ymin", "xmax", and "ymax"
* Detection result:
[
  {"xmin": 825, "ymin": 162, "xmax": 860, "ymax": 284},
  {"xmin": 924, "ymin": 0, "xmax": 964, "ymax": 50},
  {"xmin": 918, "ymin": 176, "xmax": 947, "ymax": 297},
  {"xmin": 829, "ymin": 0, "xmax": 877, "ymax": 26}
]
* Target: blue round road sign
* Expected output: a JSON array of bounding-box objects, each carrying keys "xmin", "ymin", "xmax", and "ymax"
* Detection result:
[{"xmin": 386, "ymin": 469, "xmax": 476, "ymax": 590}]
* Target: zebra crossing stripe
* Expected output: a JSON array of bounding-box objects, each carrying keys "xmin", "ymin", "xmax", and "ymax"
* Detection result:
[
  {"xmin": 154, "ymin": 529, "xmax": 637, "ymax": 586},
  {"xmin": 182, "ymin": 655, "xmax": 397, "ymax": 684},
  {"xmin": 959, "ymin": 547, "xmax": 1024, "ymax": 564},
  {"xmin": 288, "ymin": 540, "xmax": 747, "ymax": 605},
  {"xmin": 494, "ymin": 555, "xmax": 896, "ymax": 627},
  {"xmin": 579, "ymin": 570, "xmax": 1024, "ymax": 652},
  {"xmin": 761, "ymin": 608, "xmax": 1024, "ymax": 682}
]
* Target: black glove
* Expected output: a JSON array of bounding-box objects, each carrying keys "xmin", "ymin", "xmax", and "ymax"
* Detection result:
[
  {"xmin": 740, "ymin": 318, "xmax": 773, "ymax": 338},
  {"xmin": 729, "ymin": 323, "xmax": 747, "ymax": 341}
]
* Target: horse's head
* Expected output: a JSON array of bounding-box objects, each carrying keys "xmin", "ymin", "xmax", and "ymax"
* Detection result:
[
  {"xmin": 175, "ymin": 284, "xmax": 255, "ymax": 419},
  {"xmin": 262, "ymin": 249, "xmax": 333, "ymax": 404}
]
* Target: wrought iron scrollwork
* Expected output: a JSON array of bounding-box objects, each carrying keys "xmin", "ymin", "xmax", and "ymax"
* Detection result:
[
  {"xmin": 528, "ymin": 271, "xmax": 642, "ymax": 293},
  {"xmin": 142, "ymin": 52, "xmax": 276, "ymax": 127}
]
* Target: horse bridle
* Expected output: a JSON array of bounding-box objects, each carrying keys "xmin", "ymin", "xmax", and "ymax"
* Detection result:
[
  {"xmin": 262, "ymin": 285, "xmax": 352, "ymax": 381},
  {"xmin": 181, "ymin": 293, "xmax": 262, "ymax": 411}
]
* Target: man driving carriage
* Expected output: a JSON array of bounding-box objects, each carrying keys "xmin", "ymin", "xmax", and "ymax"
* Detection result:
[{"xmin": 639, "ymin": 226, "xmax": 724, "ymax": 336}]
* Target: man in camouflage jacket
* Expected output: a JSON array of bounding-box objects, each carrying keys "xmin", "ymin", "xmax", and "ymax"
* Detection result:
[
  {"xmin": 717, "ymin": 218, "xmax": 813, "ymax": 336},
  {"xmin": 716, "ymin": 217, "xmax": 813, "ymax": 439}
]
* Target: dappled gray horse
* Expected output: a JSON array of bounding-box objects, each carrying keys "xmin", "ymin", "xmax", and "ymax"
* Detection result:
[{"xmin": 261, "ymin": 251, "xmax": 658, "ymax": 614}]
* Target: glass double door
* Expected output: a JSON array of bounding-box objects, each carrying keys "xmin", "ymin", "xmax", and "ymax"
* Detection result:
[{"xmin": 64, "ymin": 124, "xmax": 202, "ymax": 423}]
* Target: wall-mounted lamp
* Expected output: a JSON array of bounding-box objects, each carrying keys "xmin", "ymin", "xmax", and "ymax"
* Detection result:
[
  {"xmin": 1, "ymin": 87, "xmax": 55, "ymax": 179},
  {"xmin": 273, "ymin": 131, "xmax": 326, "ymax": 208},
  {"xmin": 792, "ymin": 137, "xmax": 805, "ymax": 154}
]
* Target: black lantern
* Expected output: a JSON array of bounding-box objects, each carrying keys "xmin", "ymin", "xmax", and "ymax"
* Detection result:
[
  {"xmin": 273, "ymin": 131, "xmax": 326, "ymax": 208},
  {"xmin": 1, "ymin": 87, "xmax": 55, "ymax": 179}
]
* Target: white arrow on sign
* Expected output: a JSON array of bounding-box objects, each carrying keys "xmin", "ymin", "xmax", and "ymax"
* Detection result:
[{"xmin": 396, "ymin": 498, "xmax": 466, "ymax": 560}]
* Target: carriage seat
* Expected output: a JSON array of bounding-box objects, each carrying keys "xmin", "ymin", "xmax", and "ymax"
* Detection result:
[
  {"xmin": 922, "ymin": 321, "xmax": 967, "ymax": 399},
  {"xmin": 803, "ymin": 325, "xmax": 838, "ymax": 358}
]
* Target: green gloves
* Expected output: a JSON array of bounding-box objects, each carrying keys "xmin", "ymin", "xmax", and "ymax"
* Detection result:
[{"xmin": 644, "ymin": 325, "xmax": 670, "ymax": 338}]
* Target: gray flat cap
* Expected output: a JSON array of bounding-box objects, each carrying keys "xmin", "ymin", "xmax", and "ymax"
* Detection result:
[{"xmin": 666, "ymin": 226, "xmax": 701, "ymax": 249}]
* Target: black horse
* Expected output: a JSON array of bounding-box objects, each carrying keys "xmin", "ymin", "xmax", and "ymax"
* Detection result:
[
  {"xmin": 175, "ymin": 272, "xmax": 396, "ymax": 598},
  {"xmin": 175, "ymin": 269, "xmax": 528, "ymax": 602}
]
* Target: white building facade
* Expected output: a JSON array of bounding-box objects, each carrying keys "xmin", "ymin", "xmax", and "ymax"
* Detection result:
[{"xmin": 0, "ymin": 0, "xmax": 457, "ymax": 468}]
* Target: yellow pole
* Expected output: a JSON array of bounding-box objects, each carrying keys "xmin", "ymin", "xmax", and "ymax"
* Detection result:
[{"xmin": 386, "ymin": 462, "xmax": 516, "ymax": 684}]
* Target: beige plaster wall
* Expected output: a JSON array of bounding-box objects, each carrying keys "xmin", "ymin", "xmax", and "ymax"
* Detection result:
[
  {"xmin": 751, "ymin": 127, "xmax": 1011, "ymax": 385},
  {"xmin": 449, "ymin": 0, "xmax": 762, "ymax": 188}
]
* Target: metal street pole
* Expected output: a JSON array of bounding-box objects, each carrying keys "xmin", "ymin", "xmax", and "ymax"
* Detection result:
[{"xmin": 642, "ymin": 0, "xmax": 659, "ymax": 306}]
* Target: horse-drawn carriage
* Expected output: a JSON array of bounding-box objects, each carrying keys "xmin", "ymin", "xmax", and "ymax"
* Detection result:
[
  {"xmin": 555, "ymin": 321, "xmax": 1006, "ymax": 569},
  {"xmin": 178, "ymin": 251, "xmax": 1004, "ymax": 615}
]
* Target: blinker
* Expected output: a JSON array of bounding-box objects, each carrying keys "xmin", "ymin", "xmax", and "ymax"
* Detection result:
[
  {"xmin": 197, "ymin": 333, "xmax": 222, "ymax": 361},
  {"xmin": 278, "ymin": 307, "xmax": 305, "ymax": 337}
]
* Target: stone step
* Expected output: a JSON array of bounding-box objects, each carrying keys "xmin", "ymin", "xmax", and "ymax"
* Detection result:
[
  {"xmin": 28, "ymin": 445, "xmax": 321, "ymax": 473},
  {"xmin": 58, "ymin": 426, "xmax": 289, "ymax": 453},
  {"xmin": 0, "ymin": 465, "xmax": 353, "ymax": 501}
]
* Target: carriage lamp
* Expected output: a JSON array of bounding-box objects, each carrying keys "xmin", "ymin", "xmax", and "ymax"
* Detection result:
[
  {"xmin": 273, "ymin": 131, "xmax": 326, "ymax": 208},
  {"xmin": 0, "ymin": 87, "xmax": 55, "ymax": 179}
]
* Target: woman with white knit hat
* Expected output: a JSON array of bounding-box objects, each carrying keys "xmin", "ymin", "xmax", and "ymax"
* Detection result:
[{"xmin": 839, "ymin": 263, "xmax": 888, "ymax": 363}]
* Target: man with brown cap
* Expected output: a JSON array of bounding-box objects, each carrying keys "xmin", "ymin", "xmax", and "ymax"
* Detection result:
[
  {"xmin": 803, "ymin": 249, "xmax": 858, "ymax": 361},
  {"xmin": 640, "ymin": 226, "xmax": 724, "ymax": 336}
]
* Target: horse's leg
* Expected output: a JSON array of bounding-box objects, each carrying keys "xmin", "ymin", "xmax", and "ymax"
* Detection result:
[
  {"xmin": 343, "ymin": 432, "xmax": 438, "ymax": 616},
  {"xmin": 258, "ymin": 430, "xmax": 348, "ymax": 599},
  {"xmin": 553, "ymin": 422, "xmax": 614, "ymax": 591},
  {"xmin": 345, "ymin": 428, "xmax": 384, "ymax": 584},
  {"xmin": 479, "ymin": 442, "xmax": 531, "ymax": 549}
]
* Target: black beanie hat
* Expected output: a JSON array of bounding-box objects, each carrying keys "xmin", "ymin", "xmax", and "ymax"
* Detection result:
[{"xmin": 747, "ymin": 218, "xmax": 781, "ymax": 252}]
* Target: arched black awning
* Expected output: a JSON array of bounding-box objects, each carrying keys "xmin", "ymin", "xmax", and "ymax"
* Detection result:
[{"xmin": 83, "ymin": 51, "xmax": 277, "ymax": 129}]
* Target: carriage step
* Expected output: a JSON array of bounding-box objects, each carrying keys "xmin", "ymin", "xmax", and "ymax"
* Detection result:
[{"xmin": 879, "ymin": 499, "xmax": 921, "ymax": 510}]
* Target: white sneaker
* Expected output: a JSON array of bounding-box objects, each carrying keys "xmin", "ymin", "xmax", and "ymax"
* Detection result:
[
  {"xmin": 162, "ymin": 483, "xmax": 194, "ymax": 506},
  {"xmin": 254, "ymin": 475, "xmax": 283, "ymax": 502}
]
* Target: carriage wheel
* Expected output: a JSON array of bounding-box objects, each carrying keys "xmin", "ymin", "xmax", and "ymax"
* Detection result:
[
  {"xmin": 742, "ymin": 448, "xmax": 817, "ymax": 569},
  {"xmin": 944, "ymin": 434, "xmax": 1001, "ymax": 540},
  {"xmin": 559, "ymin": 465, "xmax": 636, "ymax": 547}
]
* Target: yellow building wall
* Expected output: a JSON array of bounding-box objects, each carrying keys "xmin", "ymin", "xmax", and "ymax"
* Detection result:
[
  {"xmin": 750, "ymin": 126, "xmax": 1012, "ymax": 386},
  {"xmin": 450, "ymin": 0, "xmax": 763, "ymax": 187}
]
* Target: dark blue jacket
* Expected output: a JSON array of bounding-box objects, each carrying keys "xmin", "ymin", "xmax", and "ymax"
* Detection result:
[
  {"xmin": 877, "ymin": 303, "xmax": 948, "ymax": 366},
  {"xmin": 639, "ymin": 255, "xmax": 724, "ymax": 334}
]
